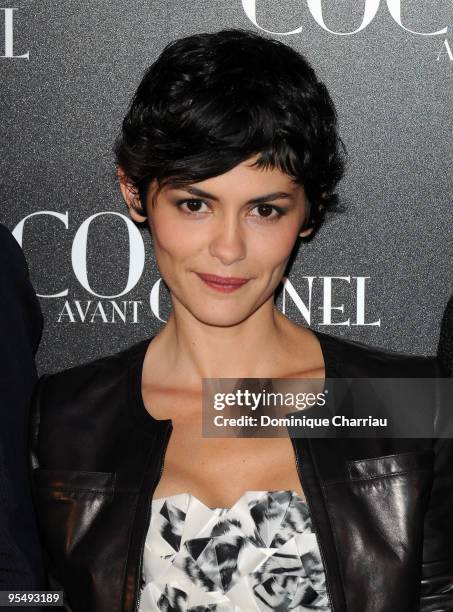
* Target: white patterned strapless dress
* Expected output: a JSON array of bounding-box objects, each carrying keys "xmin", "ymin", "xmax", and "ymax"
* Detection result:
[{"xmin": 138, "ymin": 490, "xmax": 331, "ymax": 611}]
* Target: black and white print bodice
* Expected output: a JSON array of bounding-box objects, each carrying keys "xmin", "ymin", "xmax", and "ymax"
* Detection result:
[{"xmin": 138, "ymin": 490, "xmax": 331, "ymax": 611}]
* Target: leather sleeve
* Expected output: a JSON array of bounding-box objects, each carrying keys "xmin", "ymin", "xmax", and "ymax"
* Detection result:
[
  {"xmin": 420, "ymin": 360, "xmax": 453, "ymax": 610},
  {"xmin": 29, "ymin": 375, "xmax": 74, "ymax": 612}
]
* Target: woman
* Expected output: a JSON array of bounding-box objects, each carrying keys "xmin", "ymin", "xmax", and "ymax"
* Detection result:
[{"xmin": 30, "ymin": 30, "xmax": 453, "ymax": 612}]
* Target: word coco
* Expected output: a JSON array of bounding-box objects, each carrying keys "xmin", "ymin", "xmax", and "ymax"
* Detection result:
[{"xmin": 242, "ymin": 0, "xmax": 448, "ymax": 36}]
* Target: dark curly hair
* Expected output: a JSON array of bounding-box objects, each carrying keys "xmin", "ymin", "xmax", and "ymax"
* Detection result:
[{"xmin": 114, "ymin": 28, "xmax": 346, "ymax": 236}]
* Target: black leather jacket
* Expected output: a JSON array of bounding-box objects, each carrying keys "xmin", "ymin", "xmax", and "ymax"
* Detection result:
[{"xmin": 30, "ymin": 330, "xmax": 453, "ymax": 611}]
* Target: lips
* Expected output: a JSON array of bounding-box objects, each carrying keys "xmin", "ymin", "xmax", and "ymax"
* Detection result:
[
  {"xmin": 198, "ymin": 273, "xmax": 249, "ymax": 285},
  {"xmin": 196, "ymin": 272, "xmax": 250, "ymax": 293}
]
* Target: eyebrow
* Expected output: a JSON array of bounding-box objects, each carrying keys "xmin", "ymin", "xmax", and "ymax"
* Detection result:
[{"xmin": 181, "ymin": 186, "xmax": 293, "ymax": 204}]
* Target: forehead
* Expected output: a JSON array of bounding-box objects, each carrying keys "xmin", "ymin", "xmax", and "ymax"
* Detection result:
[{"xmin": 163, "ymin": 157, "xmax": 301, "ymax": 199}]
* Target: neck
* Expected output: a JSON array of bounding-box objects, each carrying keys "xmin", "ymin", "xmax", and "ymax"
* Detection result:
[{"xmin": 150, "ymin": 298, "xmax": 304, "ymax": 383}]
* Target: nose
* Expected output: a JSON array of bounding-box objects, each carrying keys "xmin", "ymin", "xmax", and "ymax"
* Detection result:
[{"xmin": 208, "ymin": 216, "xmax": 247, "ymax": 265}]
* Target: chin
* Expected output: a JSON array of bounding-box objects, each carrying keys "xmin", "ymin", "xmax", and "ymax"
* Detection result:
[{"xmin": 188, "ymin": 304, "xmax": 255, "ymax": 328}]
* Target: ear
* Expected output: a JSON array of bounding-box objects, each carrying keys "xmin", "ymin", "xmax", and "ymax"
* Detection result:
[
  {"xmin": 299, "ymin": 226, "xmax": 314, "ymax": 238},
  {"xmin": 298, "ymin": 195, "xmax": 314, "ymax": 238},
  {"xmin": 116, "ymin": 166, "xmax": 147, "ymax": 223}
]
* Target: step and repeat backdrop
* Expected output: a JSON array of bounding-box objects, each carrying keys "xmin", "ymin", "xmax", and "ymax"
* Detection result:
[{"xmin": 1, "ymin": 1, "xmax": 452, "ymax": 373}]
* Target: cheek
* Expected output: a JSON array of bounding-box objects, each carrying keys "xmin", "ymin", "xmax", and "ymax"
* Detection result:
[
  {"xmin": 249, "ymin": 223, "xmax": 300, "ymax": 266},
  {"xmin": 151, "ymin": 216, "xmax": 204, "ymax": 259}
]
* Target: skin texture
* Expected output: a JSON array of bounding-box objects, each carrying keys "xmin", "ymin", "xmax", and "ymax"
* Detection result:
[{"xmin": 118, "ymin": 157, "xmax": 326, "ymax": 507}]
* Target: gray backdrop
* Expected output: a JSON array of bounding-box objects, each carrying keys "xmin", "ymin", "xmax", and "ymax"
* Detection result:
[{"xmin": 1, "ymin": 0, "xmax": 452, "ymax": 374}]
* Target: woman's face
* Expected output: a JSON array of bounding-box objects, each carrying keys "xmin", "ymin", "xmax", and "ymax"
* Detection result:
[{"xmin": 123, "ymin": 157, "xmax": 312, "ymax": 327}]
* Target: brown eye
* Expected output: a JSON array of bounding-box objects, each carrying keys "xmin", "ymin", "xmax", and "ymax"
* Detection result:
[
  {"xmin": 249, "ymin": 204, "xmax": 284, "ymax": 220},
  {"xmin": 177, "ymin": 199, "xmax": 209, "ymax": 214},
  {"xmin": 188, "ymin": 201, "xmax": 203, "ymax": 212},
  {"xmin": 256, "ymin": 205, "xmax": 274, "ymax": 217}
]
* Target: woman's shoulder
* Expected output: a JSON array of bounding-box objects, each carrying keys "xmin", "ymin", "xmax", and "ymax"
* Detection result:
[
  {"xmin": 30, "ymin": 338, "xmax": 155, "ymax": 470},
  {"xmin": 314, "ymin": 329, "xmax": 442, "ymax": 378},
  {"xmin": 33, "ymin": 337, "xmax": 151, "ymax": 413}
]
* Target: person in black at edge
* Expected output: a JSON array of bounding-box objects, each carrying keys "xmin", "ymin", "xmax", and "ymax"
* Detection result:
[
  {"xmin": 0, "ymin": 224, "xmax": 45, "ymax": 607},
  {"xmin": 438, "ymin": 294, "xmax": 453, "ymax": 377}
]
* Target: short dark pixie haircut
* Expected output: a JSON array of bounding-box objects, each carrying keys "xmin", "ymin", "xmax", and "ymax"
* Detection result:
[{"xmin": 114, "ymin": 29, "xmax": 345, "ymax": 235}]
